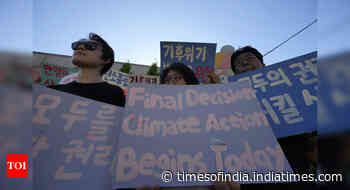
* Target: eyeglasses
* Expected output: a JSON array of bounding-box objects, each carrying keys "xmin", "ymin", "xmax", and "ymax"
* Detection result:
[
  {"xmin": 164, "ymin": 74, "xmax": 184, "ymax": 84},
  {"xmin": 71, "ymin": 40, "xmax": 99, "ymax": 51}
]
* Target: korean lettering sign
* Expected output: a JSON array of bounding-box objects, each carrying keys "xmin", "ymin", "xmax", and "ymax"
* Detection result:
[
  {"xmin": 129, "ymin": 75, "xmax": 159, "ymax": 85},
  {"xmin": 40, "ymin": 61, "xmax": 79, "ymax": 86},
  {"xmin": 32, "ymin": 85, "xmax": 124, "ymax": 190},
  {"xmin": 103, "ymin": 69, "xmax": 129, "ymax": 89},
  {"xmin": 228, "ymin": 51, "xmax": 318, "ymax": 138},
  {"xmin": 161, "ymin": 42, "xmax": 217, "ymax": 83}
]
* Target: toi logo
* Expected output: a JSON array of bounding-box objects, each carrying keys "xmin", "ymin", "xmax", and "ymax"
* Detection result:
[{"xmin": 6, "ymin": 154, "xmax": 28, "ymax": 178}]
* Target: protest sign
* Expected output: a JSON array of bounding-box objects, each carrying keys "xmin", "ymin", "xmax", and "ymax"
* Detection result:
[
  {"xmin": 40, "ymin": 61, "xmax": 79, "ymax": 86},
  {"xmin": 228, "ymin": 52, "xmax": 318, "ymax": 138},
  {"xmin": 129, "ymin": 74, "xmax": 159, "ymax": 85},
  {"xmin": 102, "ymin": 69, "xmax": 130, "ymax": 89},
  {"xmin": 32, "ymin": 85, "xmax": 125, "ymax": 190},
  {"xmin": 160, "ymin": 41, "xmax": 217, "ymax": 83},
  {"xmin": 0, "ymin": 85, "xmax": 32, "ymax": 190},
  {"xmin": 102, "ymin": 70, "xmax": 160, "ymax": 96},
  {"xmin": 63, "ymin": 69, "xmax": 159, "ymax": 88},
  {"xmin": 59, "ymin": 69, "xmax": 159, "ymax": 97},
  {"xmin": 113, "ymin": 82, "xmax": 293, "ymax": 188}
]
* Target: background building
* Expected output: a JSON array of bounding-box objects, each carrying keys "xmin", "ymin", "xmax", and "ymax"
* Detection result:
[{"xmin": 32, "ymin": 51, "xmax": 152, "ymax": 75}]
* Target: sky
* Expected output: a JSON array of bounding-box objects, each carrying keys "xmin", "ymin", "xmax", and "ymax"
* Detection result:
[
  {"xmin": 30, "ymin": 0, "xmax": 319, "ymax": 66},
  {"xmin": 1, "ymin": 0, "xmax": 321, "ymax": 66},
  {"xmin": 0, "ymin": 0, "xmax": 32, "ymax": 53},
  {"xmin": 317, "ymin": 0, "xmax": 350, "ymax": 58}
]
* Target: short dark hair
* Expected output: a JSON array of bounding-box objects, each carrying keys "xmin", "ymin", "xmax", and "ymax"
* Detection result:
[
  {"xmin": 88, "ymin": 33, "xmax": 114, "ymax": 75},
  {"xmin": 230, "ymin": 46, "xmax": 264, "ymax": 73},
  {"xmin": 160, "ymin": 62, "xmax": 199, "ymax": 85}
]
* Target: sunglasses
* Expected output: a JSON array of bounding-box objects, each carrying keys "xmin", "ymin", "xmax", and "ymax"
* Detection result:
[{"xmin": 71, "ymin": 40, "xmax": 99, "ymax": 51}]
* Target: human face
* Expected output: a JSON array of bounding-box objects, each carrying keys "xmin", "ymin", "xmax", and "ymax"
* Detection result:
[
  {"xmin": 164, "ymin": 70, "xmax": 186, "ymax": 85},
  {"xmin": 234, "ymin": 52, "xmax": 264, "ymax": 74},
  {"xmin": 71, "ymin": 40, "xmax": 107, "ymax": 68}
]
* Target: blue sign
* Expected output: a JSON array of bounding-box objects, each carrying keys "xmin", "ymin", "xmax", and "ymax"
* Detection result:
[
  {"xmin": 32, "ymin": 85, "xmax": 125, "ymax": 190},
  {"xmin": 160, "ymin": 41, "xmax": 217, "ymax": 83},
  {"xmin": 228, "ymin": 52, "xmax": 318, "ymax": 138},
  {"xmin": 113, "ymin": 82, "xmax": 293, "ymax": 188}
]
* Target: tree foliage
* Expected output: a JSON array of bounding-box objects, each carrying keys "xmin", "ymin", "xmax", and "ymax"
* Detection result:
[
  {"xmin": 119, "ymin": 62, "xmax": 131, "ymax": 74},
  {"xmin": 147, "ymin": 63, "xmax": 160, "ymax": 76}
]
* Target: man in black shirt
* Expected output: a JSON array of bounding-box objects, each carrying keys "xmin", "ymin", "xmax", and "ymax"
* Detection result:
[
  {"xmin": 50, "ymin": 33, "xmax": 125, "ymax": 107},
  {"xmin": 229, "ymin": 46, "xmax": 316, "ymax": 190}
]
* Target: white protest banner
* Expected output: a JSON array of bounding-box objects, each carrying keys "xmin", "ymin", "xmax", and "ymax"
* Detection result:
[
  {"xmin": 32, "ymin": 85, "xmax": 125, "ymax": 190},
  {"xmin": 113, "ymin": 82, "xmax": 293, "ymax": 188}
]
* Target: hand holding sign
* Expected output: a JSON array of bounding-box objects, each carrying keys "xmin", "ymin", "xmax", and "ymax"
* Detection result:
[{"xmin": 204, "ymin": 70, "xmax": 221, "ymax": 84}]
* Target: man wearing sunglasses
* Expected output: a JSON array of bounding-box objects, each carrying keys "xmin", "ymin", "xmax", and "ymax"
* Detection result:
[{"xmin": 49, "ymin": 33, "xmax": 125, "ymax": 107}]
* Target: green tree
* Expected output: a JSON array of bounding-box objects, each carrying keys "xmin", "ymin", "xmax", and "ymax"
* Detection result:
[
  {"xmin": 119, "ymin": 62, "xmax": 131, "ymax": 74},
  {"xmin": 147, "ymin": 62, "xmax": 160, "ymax": 76}
]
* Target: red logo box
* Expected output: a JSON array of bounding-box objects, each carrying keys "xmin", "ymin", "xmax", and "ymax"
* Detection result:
[{"xmin": 6, "ymin": 154, "xmax": 28, "ymax": 178}]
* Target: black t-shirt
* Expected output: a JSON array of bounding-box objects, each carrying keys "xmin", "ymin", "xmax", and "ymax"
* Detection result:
[{"xmin": 49, "ymin": 81, "xmax": 126, "ymax": 107}]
